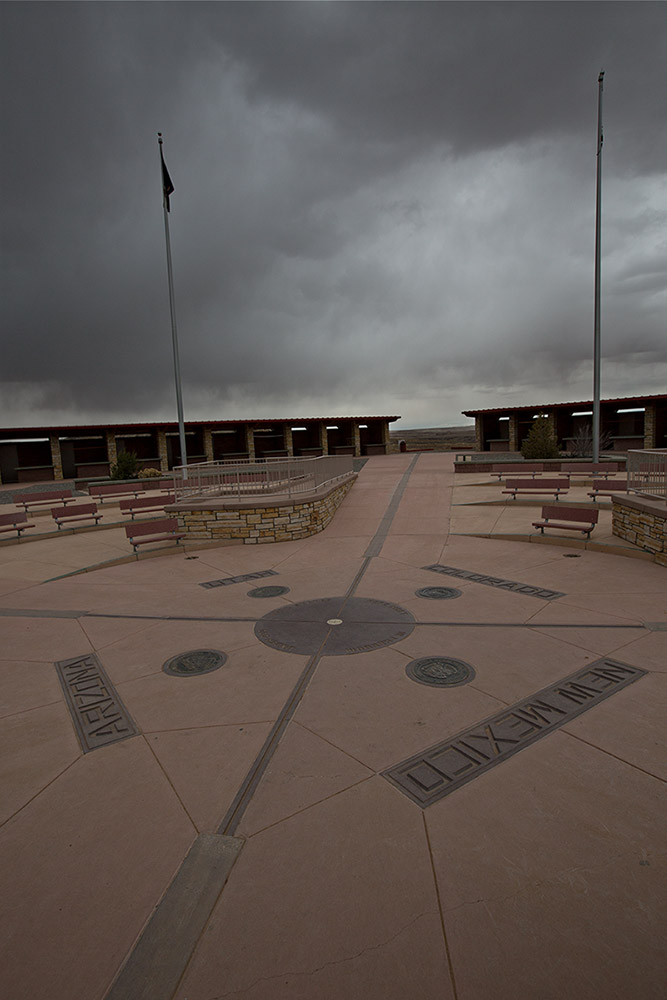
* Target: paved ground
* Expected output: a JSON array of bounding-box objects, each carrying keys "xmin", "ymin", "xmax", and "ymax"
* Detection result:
[{"xmin": 1, "ymin": 454, "xmax": 665, "ymax": 1000}]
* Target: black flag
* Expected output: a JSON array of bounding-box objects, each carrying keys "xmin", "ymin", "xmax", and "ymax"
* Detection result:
[{"xmin": 161, "ymin": 148, "xmax": 174, "ymax": 211}]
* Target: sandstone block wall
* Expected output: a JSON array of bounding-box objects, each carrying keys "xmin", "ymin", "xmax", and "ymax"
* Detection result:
[
  {"xmin": 612, "ymin": 494, "xmax": 666, "ymax": 567},
  {"xmin": 172, "ymin": 475, "xmax": 356, "ymax": 544}
]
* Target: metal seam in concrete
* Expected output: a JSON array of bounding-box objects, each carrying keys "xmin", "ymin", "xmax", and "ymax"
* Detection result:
[
  {"xmin": 218, "ymin": 650, "xmax": 326, "ymax": 836},
  {"xmin": 363, "ymin": 454, "xmax": 420, "ymax": 561},
  {"xmin": 104, "ymin": 833, "xmax": 243, "ymax": 1000},
  {"xmin": 0, "ymin": 607, "xmax": 649, "ymax": 630},
  {"xmin": 219, "ymin": 456, "xmax": 424, "ymax": 835}
]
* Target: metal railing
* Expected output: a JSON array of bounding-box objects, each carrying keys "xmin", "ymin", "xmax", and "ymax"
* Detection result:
[
  {"xmin": 627, "ymin": 449, "xmax": 667, "ymax": 500},
  {"xmin": 171, "ymin": 454, "xmax": 354, "ymax": 502}
]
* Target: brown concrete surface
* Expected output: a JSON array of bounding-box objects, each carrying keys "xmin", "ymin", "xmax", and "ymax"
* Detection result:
[{"xmin": 0, "ymin": 454, "xmax": 665, "ymax": 1000}]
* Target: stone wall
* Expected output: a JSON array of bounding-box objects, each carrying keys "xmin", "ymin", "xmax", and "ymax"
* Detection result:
[
  {"xmin": 50, "ymin": 435, "xmax": 63, "ymax": 480},
  {"xmin": 170, "ymin": 474, "xmax": 356, "ymax": 544},
  {"xmin": 612, "ymin": 494, "xmax": 666, "ymax": 566}
]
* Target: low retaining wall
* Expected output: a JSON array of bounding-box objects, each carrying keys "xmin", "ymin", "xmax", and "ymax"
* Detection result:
[
  {"xmin": 612, "ymin": 494, "xmax": 666, "ymax": 566},
  {"xmin": 169, "ymin": 474, "xmax": 356, "ymax": 544},
  {"xmin": 454, "ymin": 458, "xmax": 626, "ymax": 474}
]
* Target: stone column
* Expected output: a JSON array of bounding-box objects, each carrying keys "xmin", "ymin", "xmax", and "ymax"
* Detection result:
[
  {"xmin": 245, "ymin": 425, "xmax": 256, "ymax": 460},
  {"xmin": 508, "ymin": 415, "xmax": 519, "ymax": 452},
  {"xmin": 644, "ymin": 405, "xmax": 656, "ymax": 449},
  {"xmin": 203, "ymin": 428, "xmax": 214, "ymax": 462},
  {"xmin": 284, "ymin": 425, "xmax": 294, "ymax": 457},
  {"xmin": 50, "ymin": 435, "xmax": 64, "ymax": 481},
  {"xmin": 157, "ymin": 429, "xmax": 169, "ymax": 472},
  {"xmin": 319, "ymin": 422, "xmax": 328, "ymax": 456},
  {"xmin": 353, "ymin": 423, "xmax": 361, "ymax": 457},
  {"xmin": 105, "ymin": 430, "xmax": 117, "ymax": 471},
  {"xmin": 475, "ymin": 417, "xmax": 484, "ymax": 452}
]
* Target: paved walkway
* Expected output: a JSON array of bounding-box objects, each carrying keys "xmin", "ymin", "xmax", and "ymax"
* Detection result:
[{"xmin": 1, "ymin": 454, "xmax": 665, "ymax": 1000}]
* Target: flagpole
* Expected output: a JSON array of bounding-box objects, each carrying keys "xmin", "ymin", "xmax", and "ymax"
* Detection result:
[
  {"xmin": 592, "ymin": 71, "xmax": 604, "ymax": 463},
  {"xmin": 157, "ymin": 132, "xmax": 188, "ymax": 474}
]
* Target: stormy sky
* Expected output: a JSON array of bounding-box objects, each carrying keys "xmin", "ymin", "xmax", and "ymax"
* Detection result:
[{"xmin": 1, "ymin": 2, "xmax": 666, "ymax": 431}]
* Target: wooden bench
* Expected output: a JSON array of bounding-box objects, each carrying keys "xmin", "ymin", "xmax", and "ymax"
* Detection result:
[
  {"xmin": 51, "ymin": 503, "xmax": 103, "ymax": 529},
  {"xmin": 119, "ymin": 494, "xmax": 175, "ymax": 519},
  {"xmin": 125, "ymin": 517, "xmax": 185, "ymax": 552},
  {"xmin": 491, "ymin": 463, "xmax": 544, "ymax": 479},
  {"xmin": 14, "ymin": 488, "xmax": 76, "ymax": 513},
  {"xmin": 561, "ymin": 462, "xmax": 619, "ymax": 479},
  {"xmin": 502, "ymin": 478, "xmax": 570, "ymax": 500},
  {"xmin": 587, "ymin": 480, "xmax": 628, "ymax": 502},
  {"xmin": 532, "ymin": 505, "xmax": 599, "ymax": 538},
  {"xmin": 89, "ymin": 483, "xmax": 146, "ymax": 503},
  {"xmin": 0, "ymin": 511, "xmax": 36, "ymax": 538}
]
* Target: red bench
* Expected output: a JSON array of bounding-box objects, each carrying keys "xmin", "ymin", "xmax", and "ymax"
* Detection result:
[
  {"xmin": 502, "ymin": 478, "xmax": 570, "ymax": 500},
  {"xmin": 532, "ymin": 505, "xmax": 599, "ymax": 538},
  {"xmin": 561, "ymin": 462, "xmax": 620, "ymax": 479},
  {"xmin": 491, "ymin": 463, "xmax": 544, "ymax": 479},
  {"xmin": 125, "ymin": 517, "xmax": 185, "ymax": 552},
  {"xmin": 119, "ymin": 494, "xmax": 175, "ymax": 519},
  {"xmin": 587, "ymin": 480, "xmax": 628, "ymax": 502},
  {"xmin": 14, "ymin": 488, "xmax": 76, "ymax": 513},
  {"xmin": 89, "ymin": 483, "xmax": 147, "ymax": 503},
  {"xmin": 0, "ymin": 511, "xmax": 36, "ymax": 538},
  {"xmin": 51, "ymin": 503, "xmax": 103, "ymax": 529}
]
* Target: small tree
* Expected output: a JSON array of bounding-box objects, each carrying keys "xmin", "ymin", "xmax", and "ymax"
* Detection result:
[
  {"xmin": 110, "ymin": 449, "xmax": 138, "ymax": 480},
  {"xmin": 520, "ymin": 416, "xmax": 560, "ymax": 460}
]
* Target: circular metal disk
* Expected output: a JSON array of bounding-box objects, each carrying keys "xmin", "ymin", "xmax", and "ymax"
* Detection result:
[
  {"xmin": 163, "ymin": 649, "xmax": 227, "ymax": 677},
  {"xmin": 255, "ymin": 596, "xmax": 416, "ymax": 656},
  {"xmin": 248, "ymin": 585, "xmax": 291, "ymax": 598},
  {"xmin": 415, "ymin": 586, "xmax": 462, "ymax": 600},
  {"xmin": 406, "ymin": 656, "xmax": 475, "ymax": 688}
]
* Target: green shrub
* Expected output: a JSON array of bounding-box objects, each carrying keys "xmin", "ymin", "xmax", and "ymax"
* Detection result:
[
  {"xmin": 520, "ymin": 416, "xmax": 560, "ymax": 460},
  {"xmin": 110, "ymin": 450, "xmax": 139, "ymax": 480}
]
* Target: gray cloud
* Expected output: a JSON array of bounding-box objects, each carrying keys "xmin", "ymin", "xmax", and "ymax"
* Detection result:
[{"xmin": 1, "ymin": 1, "xmax": 665, "ymax": 430}]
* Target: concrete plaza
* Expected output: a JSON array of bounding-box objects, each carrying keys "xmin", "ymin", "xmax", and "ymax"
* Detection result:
[{"xmin": 1, "ymin": 453, "xmax": 665, "ymax": 1000}]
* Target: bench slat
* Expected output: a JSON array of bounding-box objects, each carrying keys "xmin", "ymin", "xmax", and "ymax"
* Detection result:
[
  {"xmin": 0, "ymin": 511, "xmax": 35, "ymax": 537},
  {"xmin": 587, "ymin": 480, "xmax": 627, "ymax": 501},
  {"xmin": 51, "ymin": 503, "xmax": 102, "ymax": 528},
  {"xmin": 14, "ymin": 489, "xmax": 76, "ymax": 511},
  {"xmin": 125, "ymin": 517, "xmax": 185, "ymax": 551},
  {"xmin": 502, "ymin": 478, "xmax": 569, "ymax": 500},
  {"xmin": 491, "ymin": 464, "xmax": 544, "ymax": 479},
  {"xmin": 532, "ymin": 504, "xmax": 598, "ymax": 538},
  {"xmin": 119, "ymin": 494, "xmax": 175, "ymax": 518},
  {"xmin": 89, "ymin": 484, "xmax": 146, "ymax": 501}
]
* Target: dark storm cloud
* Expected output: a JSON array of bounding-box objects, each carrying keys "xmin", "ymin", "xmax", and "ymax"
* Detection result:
[{"xmin": 1, "ymin": 1, "xmax": 665, "ymax": 429}]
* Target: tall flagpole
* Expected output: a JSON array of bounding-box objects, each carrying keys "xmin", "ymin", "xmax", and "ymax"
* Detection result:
[
  {"xmin": 157, "ymin": 132, "xmax": 188, "ymax": 473},
  {"xmin": 592, "ymin": 71, "xmax": 604, "ymax": 463}
]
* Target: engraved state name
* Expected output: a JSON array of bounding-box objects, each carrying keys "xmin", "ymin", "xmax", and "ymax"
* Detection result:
[
  {"xmin": 423, "ymin": 564, "xmax": 565, "ymax": 601},
  {"xmin": 384, "ymin": 659, "xmax": 646, "ymax": 806},
  {"xmin": 200, "ymin": 569, "xmax": 277, "ymax": 589},
  {"xmin": 55, "ymin": 654, "xmax": 138, "ymax": 752}
]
